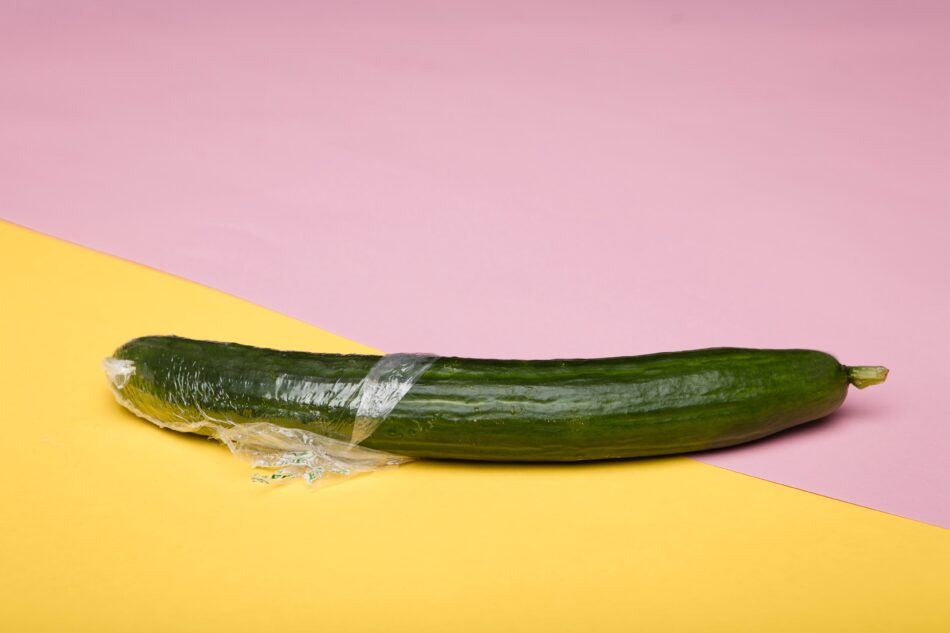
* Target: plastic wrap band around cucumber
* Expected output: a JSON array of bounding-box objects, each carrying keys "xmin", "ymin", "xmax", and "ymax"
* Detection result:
[{"xmin": 103, "ymin": 336, "xmax": 888, "ymax": 485}]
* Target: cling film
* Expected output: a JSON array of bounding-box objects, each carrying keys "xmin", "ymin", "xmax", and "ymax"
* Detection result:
[{"xmin": 102, "ymin": 351, "xmax": 437, "ymax": 486}]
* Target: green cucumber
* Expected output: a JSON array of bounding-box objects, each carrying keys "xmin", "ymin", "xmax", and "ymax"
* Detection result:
[{"xmin": 106, "ymin": 336, "xmax": 887, "ymax": 461}]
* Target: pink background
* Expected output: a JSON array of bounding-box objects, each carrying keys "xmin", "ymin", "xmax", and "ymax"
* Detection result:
[{"xmin": 3, "ymin": 2, "xmax": 948, "ymax": 526}]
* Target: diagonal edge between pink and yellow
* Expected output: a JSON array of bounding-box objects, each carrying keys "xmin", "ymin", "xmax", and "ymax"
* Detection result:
[{"xmin": 1, "ymin": 220, "xmax": 947, "ymax": 633}]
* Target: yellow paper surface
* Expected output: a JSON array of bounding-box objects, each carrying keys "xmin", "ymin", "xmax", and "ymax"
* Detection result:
[{"xmin": 1, "ymin": 221, "xmax": 948, "ymax": 632}]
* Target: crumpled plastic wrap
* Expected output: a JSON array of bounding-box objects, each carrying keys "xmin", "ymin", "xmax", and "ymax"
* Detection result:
[{"xmin": 103, "ymin": 352, "xmax": 437, "ymax": 486}]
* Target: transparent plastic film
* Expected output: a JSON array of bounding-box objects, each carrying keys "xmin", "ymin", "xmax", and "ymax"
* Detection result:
[{"xmin": 103, "ymin": 352, "xmax": 438, "ymax": 486}]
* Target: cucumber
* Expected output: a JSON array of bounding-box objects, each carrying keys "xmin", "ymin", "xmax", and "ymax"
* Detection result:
[{"xmin": 106, "ymin": 336, "xmax": 887, "ymax": 462}]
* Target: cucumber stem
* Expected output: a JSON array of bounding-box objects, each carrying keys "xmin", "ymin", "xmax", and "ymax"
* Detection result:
[{"xmin": 847, "ymin": 366, "xmax": 889, "ymax": 389}]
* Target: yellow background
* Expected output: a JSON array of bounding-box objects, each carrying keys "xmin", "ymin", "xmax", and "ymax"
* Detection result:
[{"xmin": 1, "ymin": 221, "xmax": 948, "ymax": 632}]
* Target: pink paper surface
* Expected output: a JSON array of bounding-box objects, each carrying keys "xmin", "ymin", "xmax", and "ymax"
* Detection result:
[{"xmin": 3, "ymin": 2, "xmax": 948, "ymax": 526}]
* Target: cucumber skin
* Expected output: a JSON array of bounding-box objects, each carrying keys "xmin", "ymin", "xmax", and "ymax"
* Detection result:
[{"xmin": 113, "ymin": 336, "xmax": 850, "ymax": 462}]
